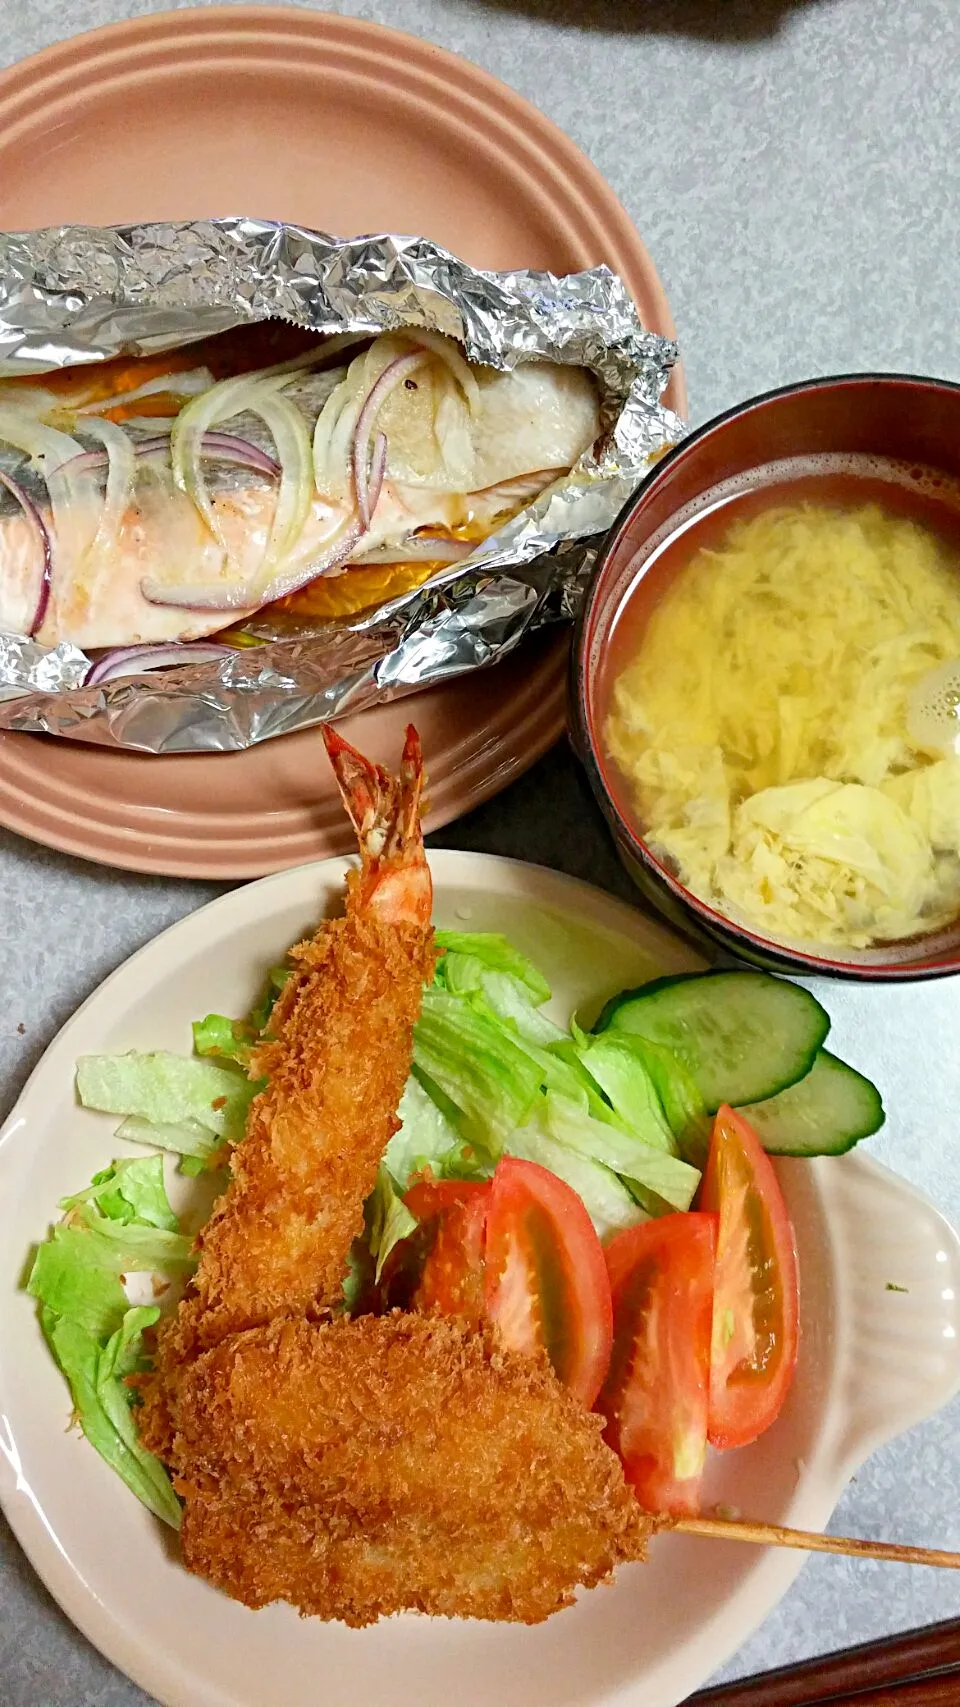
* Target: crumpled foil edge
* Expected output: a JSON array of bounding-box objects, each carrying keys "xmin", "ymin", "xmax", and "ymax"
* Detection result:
[{"xmin": 0, "ymin": 219, "xmax": 685, "ymax": 752}]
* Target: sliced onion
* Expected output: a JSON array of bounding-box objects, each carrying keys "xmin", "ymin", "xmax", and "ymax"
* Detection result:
[
  {"xmin": 401, "ymin": 329, "xmax": 481, "ymax": 413},
  {"xmin": 0, "ymin": 467, "xmax": 53, "ymax": 635},
  {"xmin": 85, "ymin": 642, "xmax": 233, "ymax": 686},
  {"xmin": 352, "ymin": 351, "xmax": 429, "ymax": 524},
  {"xmin": 171, "ymin": 372, "xmax": 312, "ymax": 568},
  {"xmin": 141, "ymin": 517, "xmax": 364, "ymax": 613},
  {"xmin": 367, "ymin": 431, "xmax": 388, "ymax": 521},
  {"xmin": 311, "ymin": 374, "xmax": 355, "ymax": 499},
  {"xmin": 350, "ymin": 536, "xmax": 474, "ymax": 566},
  {"xmin": 75, "ymin": 367, "xmax": 214, "ymax": 415},
  {"xmin": 60, "ymin": 430, "xmax": 281, "ymax": 479},
  {"xmin": 0, "ymin": 409, "xmax": 103, "ymax": 605},
  {"xmin": 73, "ymin": 417, "xmax": 136, "ymax": 575},
  {"xmin": 245, "ymin": 390, "xmax": 314, "ymax": 586}
]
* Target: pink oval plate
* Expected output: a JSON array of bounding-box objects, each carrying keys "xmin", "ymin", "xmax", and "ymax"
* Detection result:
[{"xmin": 0, "ymin": 5, "xmax": 685, "ymax": 879}]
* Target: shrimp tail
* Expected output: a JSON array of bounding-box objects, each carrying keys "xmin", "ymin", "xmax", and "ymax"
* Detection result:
[{"xmin": 321, "ymin": 723, "xmax": 431, "ymax": 928}]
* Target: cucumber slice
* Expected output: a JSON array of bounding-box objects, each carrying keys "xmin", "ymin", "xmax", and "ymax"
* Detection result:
[
  {"xmin": 594, "ymin": 970, "xmax": 829, "ymax": 1111},
  {"xmin": 737, "ymin": 1050, "xmax": 885, "ymax": 1156}
]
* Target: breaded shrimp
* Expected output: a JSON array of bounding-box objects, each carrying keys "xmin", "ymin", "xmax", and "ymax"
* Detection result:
[
  {"xmin": 140, "ymin": 726, "xmax": 435, "ymax": 1445},
  {"xmin": 166, "ymin": 1313, "xmax": 652, "ymax": 1625},
  {"xmin": 138, "ymin": 725, "xmax": 652, "ymax": 1628}
]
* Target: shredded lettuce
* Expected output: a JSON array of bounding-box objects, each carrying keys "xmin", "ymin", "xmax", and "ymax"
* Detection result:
[
  {"xmin": 115, "ymin": 1115, "xmax": 223, "ymax": 1164},
  {"xmin": 384, "ymin": 1075, "xmax": 485, "ymax": 1189},
  {"xmin": 573, "ymin": 1034, "xmax": 679, "ymax": 1154},
  {"xmin": 435, "ymin": 931, "xmax": 551, "ymax": 1003},
  {"xmin": 60, "ymin": 1155, "xmax": 178, "ymax": 1231},
  {"xmin": 42, "ymin": 1306, "xmax": 182, "ymax": 1528},
  {"xmin": 77, "ymin": 1051, "xmax": 256, "ymax": 1141},
  {"xmin": 504, "ymin": 1123, "xmax": 647, "ymax": 1241},
  {"xmin": 367, "ymin": 1166, "xmax": 417, "ymax": 1283},
  {"xmin": 28, "ymin": 1152, "xmax": 192, "ymax": 1528},
  {"xmin": 543, "ymin": 1092, "xmax": 701, "ymax": 1213},
  {"xmin": 614, "ymin": 1035, "xmax": 712, "ymax": 1166},
  {"xmin": 192, "ymin": 1012, "xmax": 250, "ymax": 1063},
  {"xmin": 413, "ymin": 990, "xmax": 544, "ymax": 1149}
]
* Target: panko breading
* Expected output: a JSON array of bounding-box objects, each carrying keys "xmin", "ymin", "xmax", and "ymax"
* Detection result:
[
  {"xmin": 139, "ymin": 728, "xmax": 435, "ymax": 1456},
  {"xmin": 136, "ymin": 726, "xmax": 651, "ymax": 1627},
  {"xmin": 168, "ymin": 1313, "xmax": 652, "ymax": 1625}
]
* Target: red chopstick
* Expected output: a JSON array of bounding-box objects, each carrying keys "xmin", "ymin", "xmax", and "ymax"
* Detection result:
[{"xmin": 686, "ymin": 1619, "xmax": 960, "ymax": 1706}]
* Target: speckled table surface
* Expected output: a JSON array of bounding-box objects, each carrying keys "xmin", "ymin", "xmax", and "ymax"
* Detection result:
[{"xmin": 1, "ymin": 0, "xmax": 959, "ymax": 1702}]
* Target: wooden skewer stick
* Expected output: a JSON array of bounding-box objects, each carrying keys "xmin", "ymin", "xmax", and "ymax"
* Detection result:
[{"xmin": 674, "ymin": 1515, "xmax": 960, "ymax": 1569}]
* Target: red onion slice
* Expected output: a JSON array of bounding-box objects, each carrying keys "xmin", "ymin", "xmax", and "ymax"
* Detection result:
[
  {"xmin": 60, "ymin": 432, "xmax": 281, "ymax": 480},
  {"xmin": 0, "ymin": 468, "xmax": 53, "ymax": 637},
  {"xmin": 352, "ymin": 352, "xmax": 428, "ymax": 524},
  {"xmin": 85, "ymin": 642, "xmax": 233, "ymax": 686}
]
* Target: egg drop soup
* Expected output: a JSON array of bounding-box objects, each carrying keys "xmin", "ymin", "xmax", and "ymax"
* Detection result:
[{"xmin": 601, "ymin": 456, "xmax": 960, "ymax": 954}]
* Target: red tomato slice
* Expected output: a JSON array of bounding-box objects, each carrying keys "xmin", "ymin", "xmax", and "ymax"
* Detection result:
[
  {"xmin": 596, "ymin": 1213, "xmax": 717, "ymax": 1516},
  {"xmin": 403, "ymin": 1178, "xmax": 489, "ymax": 1221},
  {"xmin": 700, "ymin": 1105, "xmax": 800, "ymax": 1451},
  {"xmin": 413, "ymin": 1187, "xmax": 489, "ymax": 1320},
  {"xmin": 484, "ymin": 1158, "xmax": 613, "ymax": 1408},
  {"xmin": 379, "ymin": 1180, "xmax": 490, "ymax": 1313}
]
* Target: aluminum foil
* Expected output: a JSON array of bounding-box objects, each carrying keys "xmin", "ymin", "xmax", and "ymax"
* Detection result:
[{"xmin": 0, "ymin": 218, "xmax": 684, "ymax": 753}]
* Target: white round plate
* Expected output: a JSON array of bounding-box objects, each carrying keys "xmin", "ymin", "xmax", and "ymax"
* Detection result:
[{"xmin": 1, "ymin": 853, "xmax": 958, "ymax": 1707}]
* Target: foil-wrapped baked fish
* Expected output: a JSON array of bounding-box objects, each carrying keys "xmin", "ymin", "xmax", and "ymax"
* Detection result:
[{"xmin": 0, "ymin": 320, "xmax": 600, "ymax": 662}]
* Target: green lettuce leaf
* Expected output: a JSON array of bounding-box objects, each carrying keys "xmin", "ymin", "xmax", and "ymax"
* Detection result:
[
  {"xmin": 367, "ymin": 1166, "xmax": 417, "ymax": 1283},
  {"xmin": 413, "ymin": 990, "xmax": 543, "ymax": 1150},
  {"xmin": 60, "ymin": 1155, "xmax": 178, "ymax": 1231},
  {"xmin": 504, "ymin": 1122, "xmax": 647, "ymax": 1242},
  {"xmin": 45, "ymin": 1306, "xmax": 181, "ymax": 1528},
  {"xmin": 616, "ymin": 1035, "xmax": 713, "ymax": 1166},
  {"xmin": 573, "ymin": 1034, "xmax": 678, "ymax": 1154},
  {"xmin": 435, "ymin": 931, "xmax": 551, "ymax": 1002},
  {"xmin": 114, "ymin": 1115, "xmax": 223, "ymax": 1164},
  {"xmin": 77, "ymin": 1051, "xmax": 255, "ymax": 1141},
  {"xmin": 384, "ymin": 1075, "xmax": 485, "ymax": 1190},
  {"xmin": 28, "ymin": 1229, "xmax": 130, "ymax": 1338},
  {"xmin": 192, "ymin": 1013, "xmax": 250, "ymax": 1063},
  {"xmin": 543, "ymin": 1092, "xmax": 701, "ymax": 1213}
]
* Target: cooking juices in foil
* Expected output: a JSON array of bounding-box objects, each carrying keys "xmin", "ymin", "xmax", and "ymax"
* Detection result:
[{"xmin": 0, "ymin": 219, "xmax": 683, "ymax": 754}]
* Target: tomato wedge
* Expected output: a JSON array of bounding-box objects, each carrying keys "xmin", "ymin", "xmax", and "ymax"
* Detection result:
[
  {"xmin": 596, "ymin": 1213, "xmax": 717, "ymax": 1516},
  {"xmin": 398, "ymin": 1158, "xmax": 613, "ymax": 1408},
  {"xmin": 413, "ymin": 1185, "xmax": 489, "ymax": 1320},
  {"xmin": 700, "ymin": 1105, "xmax": 800, "ymax": 1451},
  {"xmin": 483, "ymin": 1158, "xmax": 613, "ymax": 1408},
  {"xmin": 403, "ymin": 1178, "xmax": 489, "ymax": 1221}
]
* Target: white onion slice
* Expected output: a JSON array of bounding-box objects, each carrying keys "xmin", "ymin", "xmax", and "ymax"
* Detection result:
[
  {"xmin": 75, "ymin": 367, "xmax": 215, "ymax": 414},
  {"xmin": 401, "ymin": 329, "xmax": 481, "ymax": 413},
  {"xmin": 0, "ymin": 467, "xmax": 53, "ymax": 634},
  {"xmin": 350, "ymin": 536, "xmax": 474, "ymax": 565},
  {"xmin": 245, "ymin": 390, "xmax": 314, "ymax": 588},
  {"xmin": 352, "ymin": 352, "xmax": 429, "ymax": 524},
  {"xmin": 170, "ymin": 371, "xmax": 312, "ymax": 569},
  {"xmin": 0, "ymin": 410, "xmax": 103, "ymax": 625},
  {"xmin": 74, "ymin": 417, "xmax": 136, "ymax": 575}
]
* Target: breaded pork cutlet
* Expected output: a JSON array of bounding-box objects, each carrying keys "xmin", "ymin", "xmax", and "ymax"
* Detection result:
[{"xmin": 166, "ymin": 1313, "xmax": 652, "ymax": 1625}]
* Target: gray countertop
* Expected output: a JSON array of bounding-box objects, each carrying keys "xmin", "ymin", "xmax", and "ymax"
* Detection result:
[{"xmin": 2, "ymin": 0, "xmax": 959, "ymax": 1701}]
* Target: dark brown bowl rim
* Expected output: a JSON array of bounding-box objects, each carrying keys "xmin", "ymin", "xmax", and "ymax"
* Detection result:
[{"xmin": 572, "ymin": 371, "xmax": 960, "ymax": 984}]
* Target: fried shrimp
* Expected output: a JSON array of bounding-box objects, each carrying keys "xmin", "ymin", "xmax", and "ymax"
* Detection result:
[
  {"xmin": 140, "ymin": 726, "xmax": 435, "ymax": 1447},
  {"xmin": 138, "ymin": 725, "xmax": 651, "ymax": 1626},
  {"xmin": 167, "ymin": 1313, "xmax": 652, "ymax": 1625}
]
